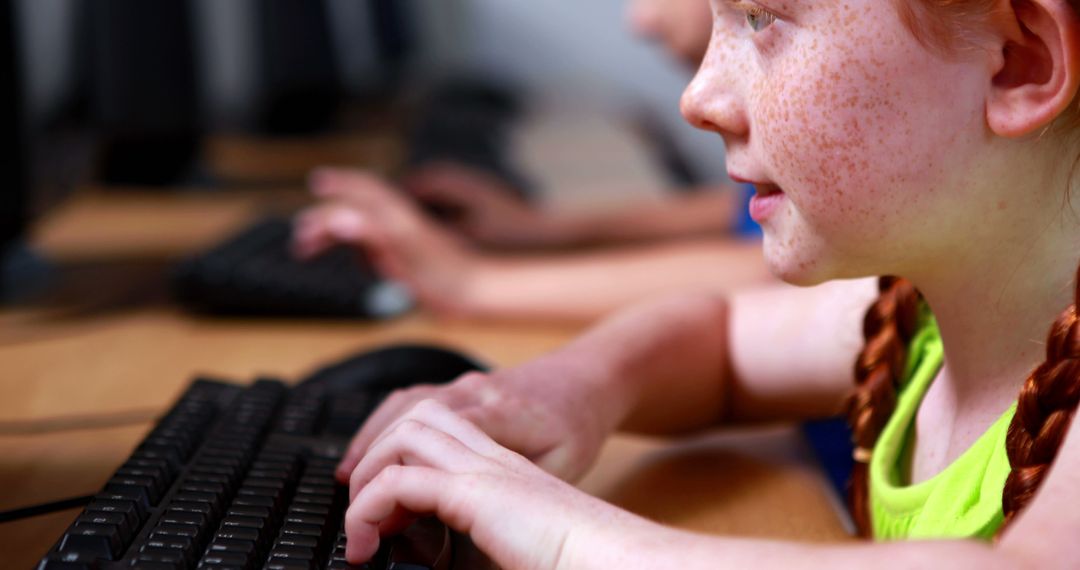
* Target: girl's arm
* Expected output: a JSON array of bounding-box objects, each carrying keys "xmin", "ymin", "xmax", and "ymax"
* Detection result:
[
  {"xmin": 342, "ymin": 392, "xmax": 1080, "ymax": 569},
  {"xmin": 455, "ymin": 238, "xmax": 772, "ymax": 322},
  {"xmin": 293, "ymin": 168, "xmax": 770, "ymax": 322},
  {"xmin": 404, "ymin": 161, "xmax": 741, "ymax": 249},
  {"xmin": 508, "ymin": 190, "xmax": 741, "ymax": 247},
  {"xmin": 611, "ymin": 277, "xmax": 877, "ymax": 435},
  {"xmin": 334, "ymin": 272, "xmax": 877, "ymax": 483}
]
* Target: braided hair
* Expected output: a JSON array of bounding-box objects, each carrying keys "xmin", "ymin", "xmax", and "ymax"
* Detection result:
[
  {"xmin": 845, "ymin": 267, "xmax": 1080, "ymax": 537},
  {"xmin": 1002, "ymin": 270, "xmax": 1080, "ymax": 528},
  {"xmin": 845, "ymin": 276, "xmax": 921, "ymax": 537}
]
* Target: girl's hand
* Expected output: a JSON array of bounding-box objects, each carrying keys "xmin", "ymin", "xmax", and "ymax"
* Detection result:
[
  {"xmin": 344, "ymin": 399, "xmax": 655, "ymax": 570},
  {"xmin": 403, "ymin": 162, "xmax": 558, "ymax": 249},
  {"xmin": 291, "ymin": 167, "xmax": 481, "ymax": 316},
  {"xmin": 334, "ymin": 350, "xmax": 616, "ymax": 485}
]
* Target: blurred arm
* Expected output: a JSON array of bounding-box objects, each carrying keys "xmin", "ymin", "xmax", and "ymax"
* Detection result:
[
  {"xmin": 406, "ymin": 163, "xmax": 741, "ymax": 249},
  {"xmin": 538, "ymin": 188, "xmax": 741, "ymax": 247},
  {"xmin": 452, "ymin": 238, "xmax": 771, "ymax": 322}
]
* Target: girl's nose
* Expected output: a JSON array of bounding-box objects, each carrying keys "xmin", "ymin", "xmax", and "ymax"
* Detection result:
[{"xmin": 681, "ymin": 57, "xmax": 750, "ymax": 140}]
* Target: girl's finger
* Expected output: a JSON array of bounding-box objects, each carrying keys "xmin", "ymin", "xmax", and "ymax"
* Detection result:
[
  {"xmin": 335, "ymin": 377, "xmax": 493, "ymax": 482},
  {"xmin": 310, "ymin": 168, "xmax": 404, "ymax": 213},
  {"xmin": 290, "ymin": 205, "xmax": 367, "ymax": 259},
  {"xmin": 291, "ymin": 207, "xmax": 340, "ymax": 259},
  {"xmin": 335, "ymin": 387, "xmax": 437, "ymax": 482},
  {"xmin": 344, "ymin": 465, "xmax": 455, "ymax": 564},
  {"xmin": 348, "ymin": 413, "xmax": 491, "ymax": 502},
  {"xmin": 336, "ymin": 386, "xmax": 475, "ymax": 482},
  {"xmin": 365, "ymin": 399, "xmax": 506, "ymax": 464}
]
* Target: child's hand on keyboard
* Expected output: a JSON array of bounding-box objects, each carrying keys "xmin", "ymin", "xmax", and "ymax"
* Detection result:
[
  {"xmin": 292, "ymin": 167, "xmax": 483, "ymax": 316},
  {"xmin": 342, "ymin": 398, "xmax": 656, "ymax": 569},
  {"xmin": 335, "ymin": 350, "xmax": 614, "ymax": 485}
]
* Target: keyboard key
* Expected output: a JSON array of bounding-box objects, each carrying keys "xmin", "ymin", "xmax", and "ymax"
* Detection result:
[
  {"xmin": 58, "ymin": 523, "xmax": 124, "ymax": 560},
  {"xmin": 84, "ymin": 500, "xmax": 141, "ymax": 531},
  {"xmin": 154, "ymin": 523, "xmax": 201, "ymax": 540},
  {"xmin": 94, "ymin": 490, "xmax": 149, "ymax": 519},
  {"xmin": 284, "ymin": 513, "xmax": 326, "ymax": 527},
  {"xmin": 226, "ymin": 505, "xmax": 270, "ymax": 520},
  {"xmin": 214, "ymin": 527, "xmax": 260, "ymax": 543},
  {"xmin": 147, "ymin": 532, "xmax": 194, "ymax": 552},
  {"xmin": 160, "ymin": 510, "xmax": 210, "ymax": 535},
  {"xmin": 290, "ymin": 494, "xmax": 332, "ymax": 507},
  {"xmin": 116, "ymin": 464, "xmax": 171, "ymax": 498},
  {"xmin": 287, "ymin": 503, "xmax": 329, "ymax": 517},
  {"xmin": 207, "ymin": 538, "xmax": 257, "ymax": 558},
  {"xmin": 267, "ymin": 544, "xmax": 315, "ymax": 560},
  {"xmin": 275, "ymin": 534, "xmax": 318, "ymax": 548},
  {"xmin": 231, "ymin": 494, "xmax": 276, "ymax": 512},
  {"xmin": 198, "ymin": 551, "xmax": 251, "ymax": 568},
  {"xmin": 76, "ymin": 511, "xmax": 135, "ymax": 545},
  {"xmin": 220, "ymin": 515, "xmax": 269, "ymax": 537},
  {"xmin": 267, "ymin": 561, "xmax": 317, "ymax": 570},
  {"xmin": 279, "ymin": 523, "xmax": 324, "ymax": 538},
  {"xmin": 168, "ymin": 501, "xmax": 216, "ymax": 520}
]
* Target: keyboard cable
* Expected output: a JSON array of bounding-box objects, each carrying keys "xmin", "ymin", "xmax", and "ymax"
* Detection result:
[{"xmin": 0, "ymin": 495, "xmax": 94, "ymax": 524}]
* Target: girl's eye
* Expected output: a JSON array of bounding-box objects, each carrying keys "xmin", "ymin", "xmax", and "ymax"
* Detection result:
[{"xmin": 745, "ymin": 6, "xmax": 777, "ymax": 32}]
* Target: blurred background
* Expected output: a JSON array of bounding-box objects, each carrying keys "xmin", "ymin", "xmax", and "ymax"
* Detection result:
[{"xmin": 2, "ymin": 0, "xmax": 730, "ymax": 317}]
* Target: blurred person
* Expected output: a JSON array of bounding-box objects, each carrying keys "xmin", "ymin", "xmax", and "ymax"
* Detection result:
[
  {"xmin": 293, "ymin": 0, "xmax": 773, "ymax": 322},
  {"xmin": 402, "ymin": 0, "xmax": 739, "ymax": 251},
  {"xmin": 293, "ymin": 168, "xmax": 767, "ymax": 320}
]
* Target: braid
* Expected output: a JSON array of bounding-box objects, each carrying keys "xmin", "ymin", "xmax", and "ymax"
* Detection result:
[
  {"xmin": 846, "ymin": 276, "xmax": 921, "ymax": 537},
  {"xmin": 1000, "ymin": 265, "xmax": 1080, "ymax": 533},
  {"xmin": 845, "ymin": 268, "xmax": 1080, "ymax": 538}
]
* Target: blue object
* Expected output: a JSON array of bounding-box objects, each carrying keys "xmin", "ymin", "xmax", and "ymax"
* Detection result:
[
  {"xmin": 734, "ymin": 183, "xmax": 763, "ymax": 239},
  {"xmin": 802, "ymin": 416, "xmax": 855, "ymax": 501}
]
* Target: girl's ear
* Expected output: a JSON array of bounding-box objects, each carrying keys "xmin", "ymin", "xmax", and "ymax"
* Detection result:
[{"xmin": 987, "ymin": 0, "xmax": 1080, "ymax": 137}]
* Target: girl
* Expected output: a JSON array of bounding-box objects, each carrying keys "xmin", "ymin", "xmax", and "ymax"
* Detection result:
[{"xmin": 333, "ymin": 0, "xmax": 1080, "ymax": 567}]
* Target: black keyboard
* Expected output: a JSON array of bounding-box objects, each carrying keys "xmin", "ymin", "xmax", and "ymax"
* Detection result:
[
  {"xmin": 172, "ymin": 218, "xmax": 413, "ymax": 319},
  {"xmin": 37, "ymin": 345, "xmax": 494, "ymax": 570}
]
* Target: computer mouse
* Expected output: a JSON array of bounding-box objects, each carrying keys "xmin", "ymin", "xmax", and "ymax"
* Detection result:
[{"xmin": 300, "ymin": 343, "xmax": 488, "ymax": 395}]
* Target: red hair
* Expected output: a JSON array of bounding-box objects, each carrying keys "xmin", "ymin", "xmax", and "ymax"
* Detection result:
[{"xmin": 846, "ymin": 0, "xmax": 1080, "ymax": 538}]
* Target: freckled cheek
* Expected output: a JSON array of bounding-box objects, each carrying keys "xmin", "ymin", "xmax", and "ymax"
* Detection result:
[
  {"xmin": 757, "ymin": 71, "xmax": 926, "ymax": 238},
  {"xmin": 757, "ymin": 89, "xmax": 875, "ymax": 217}
]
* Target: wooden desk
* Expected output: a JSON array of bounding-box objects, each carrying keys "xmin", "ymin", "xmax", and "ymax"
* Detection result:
[{"xmin": 1, "ymin": 190, "xmax": 851, "ymax": 568}]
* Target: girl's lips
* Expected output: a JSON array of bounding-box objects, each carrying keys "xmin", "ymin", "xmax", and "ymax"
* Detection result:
[
  {"xmin": 729, "ymin": 174, "xmax": 785, "ymax": 221},
  {"xmin": 749, "ymin": 185, "xmax": 785, "ymax": 222}
]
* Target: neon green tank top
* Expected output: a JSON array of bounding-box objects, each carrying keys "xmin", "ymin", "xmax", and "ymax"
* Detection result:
[{"xmin": 869, "ymin": 307, "xmax": 1017, "ymax": 540}]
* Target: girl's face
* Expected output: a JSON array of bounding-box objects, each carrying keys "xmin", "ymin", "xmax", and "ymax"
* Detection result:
[{"xmin": 683, "ymin": 1, "xmax": 998, "ymax": 284}]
